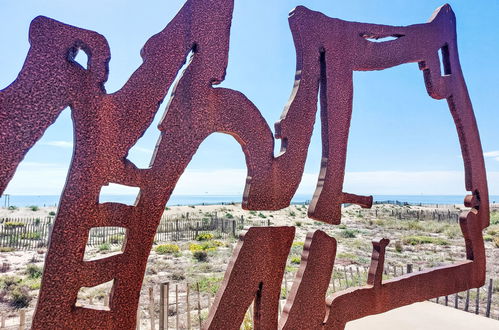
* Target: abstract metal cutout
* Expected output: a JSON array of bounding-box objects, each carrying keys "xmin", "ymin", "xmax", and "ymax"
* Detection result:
[{"xmin": 0, "ymin": 1, "xmax": 489, "ymax": 329}]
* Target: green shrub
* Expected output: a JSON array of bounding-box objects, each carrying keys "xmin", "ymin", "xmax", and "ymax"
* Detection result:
[
  {"xmin": 26, "ymin": 264, "xmax": 42, "ymax": 279},
  {"xmin": 4, "ymin": 222, "xmax": 25, "ymax": 229},
  {"xmin": 189, "ymin": 241, "xmax": 223, "ymax": 253},
  {"xmin": 165, "ymin": 206, "xmax": 170, "ymax": 211},
  {"xmin": 170, "ymin": 272, "xmax": 185, "ymax": 281},
  {"xmin": 280, "ymin": 286, "xmax": 288, "ymax": 299},
  {"xmin": 395, "ymin": 241, "xmax": 403, "ymax": 253},
  {"xmin": 242, "ymin": 310, "xmax": 253, "ymax": 330},
  {"xmin": 336, "ymin": 252, "xmax": 358, "ymax": 261},
  {"xmin": 194, "ymin": 276, "xmax": 222, "ymax": 294},
  {"xmin": 196, "ymin": 233, "xmax": 214, "ymax": 241},
  {"xmin": 7, "ymin": 206, "xmax": 18, "ymax": 210},
  {"xmin": 193, "ymin": 251, "xmax": 208, "ymax": 262},
  {"xmin": 21, "ymin": 232, "xmax": 41, "ymax": 240},
  {"xmin": 402, "ymin": 236, "xmax": 449, "ymax": 246},
  {"xmin": 294, "ymin": 221, "xmax": 302, "ymax": 227},
  {"xmin": 22, "ymin": 278, "xmax": 41, "ymax": 290},
  {"xmin": 98, "ymin": 243, "xmax": 110, "ymax": 252},
  {"xmin": 10, "ymin": 286, "xmax": 31, "ymax": 308},
  {"xmin": 258, "ymin": 212, "xmax": 266, "ymax": 218},
  {"xmin": 340, "ymin": 229, "xmax": 357, "ymax": 238},
  {"xmin": 494, "ymin": 237, "xmax": 499, "ymax": 248},
  {"xmin": 155, "ymin": 244, "xmax": 180, "ymax": 254},
  {"xmin": 225, "ymin": 213, "xmax": 234, "ymax": 219},
  {"xmin": 490, "ymin": 211, "xmax": 499, "ymax": 225},
  {"xmin": 109, "ymin": 234, "xmax": 124, "ymax": 244},
  {"xmin": 291, "ymin": 241, "xmax": 304, "ymax": 254},
  {"xmin": 444, "ymin": 226, "xmax": 461, "ymax": 239},
  {"xmin": 0, "ymin": 276, "xmax": 21, "ymax": 289},
  {"xmin": 292, "ymin": 241, "xmax": 304, "ymax": 248},
  {"xmin": 249, "ymin": 211, "xmax": 257, "ymax": 216},
  {"xmin": 290, "ymin": 256, "xmax": 301, "ymax": 265},
  {"xmin": 338, "ymin": 224, "xmax": 347, "ymax": 229},
  {"xmin": 289, "ymin": 211, "xmax": 296, "ymax": 217},
  {"xmin": 406, "ymin": 221, "xmax": 424, "ymax": 231},
  {"xmin": 29, "ymin": 205, "xmax": 39, "ymax": 212},
  {"xmin": 48, "ymin": 211, "xmax": 56, "ymax": 216}
]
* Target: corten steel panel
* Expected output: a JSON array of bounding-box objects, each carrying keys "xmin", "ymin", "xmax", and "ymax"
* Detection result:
[{"xmin": 0, "ymin": 0, "xmax": 489, "ymax": 329}]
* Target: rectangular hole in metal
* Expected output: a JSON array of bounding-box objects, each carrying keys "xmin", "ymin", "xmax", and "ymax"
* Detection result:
[
  {"xmin": 76, "ymin": 279, "xmax": 114, "ymax": 311},
  {"xmin": 99, "ymin": 183, "xmax": 140, "ymax": 206},
  {"xmin": 84, "ymin": 226, "xmax": 127, "ymax": 261},
  {"xmin": 360, "ymin": 33, "xmax": 404, "ymax": 43},
  {"xmin": 438, "ymin": 44, "xmax": 452, "ymax": 76}
]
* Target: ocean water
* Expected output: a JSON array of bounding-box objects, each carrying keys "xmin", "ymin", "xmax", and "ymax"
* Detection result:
[{"xmin": 1, "ymin": 194, "xmax": 498, "ymax": 208}]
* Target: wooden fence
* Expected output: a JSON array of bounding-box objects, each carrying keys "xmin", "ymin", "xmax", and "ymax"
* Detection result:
[
  {"xmin": 0, "ymin": 217, "xmax": 53, "ymax": 250},
  {"xmin": 351, "ymin": 207, "xmax": 463, "ymax": 223},
  {"xmin": 0, "ymin": 214, "xmax": 245, "ymax": 250},
  {"xmin": 1, "ymin": 264, "xmax": 497, "ymax": 329},
  {"xmin": 143, "ymin": 264, "xmax": 498, "ymax": 329}
]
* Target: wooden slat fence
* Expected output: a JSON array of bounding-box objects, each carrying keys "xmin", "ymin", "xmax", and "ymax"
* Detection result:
[
  {"xmin": 1, "ymin": 264, "xmax": 497, "ymax": 329},
  {"xmin": 352, "ymin": 207, "xmax": 462, "ymax": 223},
  {"xmin": 0, "ymin": 213, "xmax": 251, "ymax": 250}
]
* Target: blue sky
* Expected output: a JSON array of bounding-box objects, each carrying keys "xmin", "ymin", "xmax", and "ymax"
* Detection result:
[{"xmin": 1, "ymin": 0, "xmax": 498, "ymax": 197}]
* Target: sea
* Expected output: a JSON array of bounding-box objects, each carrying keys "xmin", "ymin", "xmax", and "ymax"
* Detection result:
[{"xmin": 1, "ymin": 194, "xmax": 498, "ymax": 208}]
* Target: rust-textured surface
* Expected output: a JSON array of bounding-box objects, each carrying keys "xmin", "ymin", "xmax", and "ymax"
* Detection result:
[
  {"xmin": 204, "ymin": 227, "xmax": 294, "ymax": 329},
  {"xmin": 0, "ymin": 0, "xmax": 489, "ymax": 329},
  {"xmin": 278, "ymin": 230, "xmax": 336, "ymax": 329}
]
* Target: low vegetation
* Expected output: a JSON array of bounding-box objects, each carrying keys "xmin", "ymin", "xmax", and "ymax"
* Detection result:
[
  {"xmin": 155, "ymin": 244, "xmax": 180, "ymax": 255},
  {"xmin": 402, "ymin": 235, "xmax": 449, "ymax": 246}
]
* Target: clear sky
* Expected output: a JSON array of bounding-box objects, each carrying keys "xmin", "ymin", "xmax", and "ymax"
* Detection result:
[{"xmin": 1, "ymin": 0, "xmax": 498, "ymax": 197}]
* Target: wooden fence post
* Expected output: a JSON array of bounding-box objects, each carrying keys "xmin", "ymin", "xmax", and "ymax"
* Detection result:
[
  {"xmin": 160, "ymin": 282, "xmax": 168, "ymax": 330},
  {"xmin": 18, "ymin": 310, "xmax": 25, "ymax": 330},
  {"xmin": 175, "ymin": 285, "xmax": 179, "ymax": 330},
  {"xmin": 486, "ymin": 278, "xmax": 493, "ymax": 317},
  {"xmin": 175, "ymin": 220, "xmax": 179, "ymax": 241},
  {"xmin": 196, "ymin": 282, "xmax": 202, "ymax": 327},
  {"xmin": 475, "ymin": 287, "xmax": 480, "ymax": 315},
  {"xmin": 342, "ymin": 267, "xmax": 349, "ymax": 287},
  {"xmin": 47, "ymin": 223, "xmax": 54, "ymax": 248},
  {"xmin": 464, "ymin": 289, "xmax": 470, "ymax": 311},
  {"xmin": 186, "ymin": 283, "xmax": 191, "ymax": 330},
  {"xmin": 149, "ymin": 287, "xmax": 155, "ymax": 330}
]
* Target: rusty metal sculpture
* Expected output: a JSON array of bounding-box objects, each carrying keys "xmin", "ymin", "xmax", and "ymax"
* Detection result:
[{"xmin": 0, "ymin": 0, "xmax": 488, "ymax": 328}]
